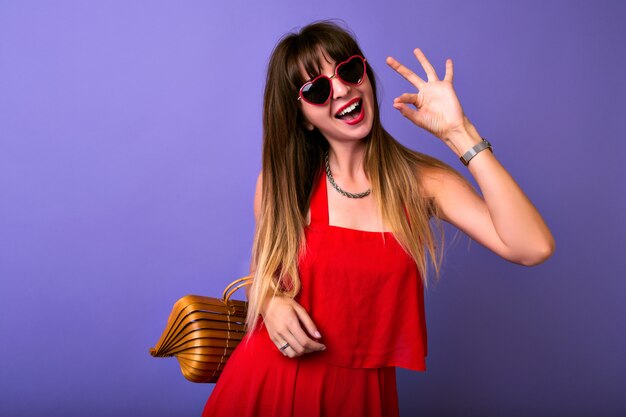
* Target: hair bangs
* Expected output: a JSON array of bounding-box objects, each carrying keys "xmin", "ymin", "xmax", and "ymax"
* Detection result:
[{"xmin": 284, "ymin": 26, "xmax": 364, "ymax": 90}]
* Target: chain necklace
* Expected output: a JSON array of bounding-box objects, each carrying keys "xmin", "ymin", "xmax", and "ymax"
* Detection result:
[{"xmin": 324, "ymin": 151, "xmax": 371, "ymax": 199}]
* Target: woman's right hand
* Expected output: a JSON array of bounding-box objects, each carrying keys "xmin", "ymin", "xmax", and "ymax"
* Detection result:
[{"xmin": 262, "ymin": 295, "xmax": 326, "ymax": 358}]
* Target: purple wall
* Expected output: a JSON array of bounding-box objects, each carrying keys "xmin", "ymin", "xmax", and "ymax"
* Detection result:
[{"xmin": 1, "ymin": 1, "xmax": 624, "ymax": 416}]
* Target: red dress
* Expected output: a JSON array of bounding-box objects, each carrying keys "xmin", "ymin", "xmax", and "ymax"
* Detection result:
[{"xmin": 202, "ymin": 169, "xmax": 427, "ymax": 417}]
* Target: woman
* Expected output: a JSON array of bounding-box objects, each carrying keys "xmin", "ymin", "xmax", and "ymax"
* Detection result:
[{"xmin": 202, "ymin": 20, "xmax": 555, "ymax": 416}]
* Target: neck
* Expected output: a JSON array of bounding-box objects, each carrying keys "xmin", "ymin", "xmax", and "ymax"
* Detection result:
[{"xmin": 326, "ymin": 141, "xmax": 367, "ymax": 182}]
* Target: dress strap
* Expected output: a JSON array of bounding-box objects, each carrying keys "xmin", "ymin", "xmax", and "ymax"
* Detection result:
[{"xmin": 308, "ymin": 168, "xmax": 328, "ymax": 226}]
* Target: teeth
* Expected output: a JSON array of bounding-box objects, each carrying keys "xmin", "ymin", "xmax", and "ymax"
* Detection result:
[{"xmin": 337, "ymin": 100, "xmax": 360, "ymax": 117}]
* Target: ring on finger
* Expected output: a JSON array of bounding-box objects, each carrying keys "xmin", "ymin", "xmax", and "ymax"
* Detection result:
[{"xmin": 279, "ymin": 342, "xmax": 290, "ymax": 352}]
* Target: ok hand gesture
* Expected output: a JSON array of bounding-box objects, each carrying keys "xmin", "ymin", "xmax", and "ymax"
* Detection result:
[{"xmin": 386, "ymin": 48, "xmax": 466, "ymax": 141}]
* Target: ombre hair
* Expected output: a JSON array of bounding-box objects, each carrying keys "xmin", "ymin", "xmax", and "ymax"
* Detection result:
[{"xmin": 245, "ymin": 20, "xmax": 471, "ymax": 337}]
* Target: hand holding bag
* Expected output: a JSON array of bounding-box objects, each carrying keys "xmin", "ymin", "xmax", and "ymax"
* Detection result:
[{"xmin": 149, "ymin": 275, "xmax": 253, "ymax": 383}]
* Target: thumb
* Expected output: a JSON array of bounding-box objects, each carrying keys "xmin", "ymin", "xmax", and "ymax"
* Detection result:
[
  {"xmin": 292, "ymin": 303, "xmax": 322, "ymax": 339},
  {"xmin": 393, "ymin": 102, "xmax": 418, "ymax": 119}
]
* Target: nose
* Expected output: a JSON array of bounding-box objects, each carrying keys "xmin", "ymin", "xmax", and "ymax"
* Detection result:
[{"xmin": 331, "ymin": 75, "xmax": 351, "ymax": 100}]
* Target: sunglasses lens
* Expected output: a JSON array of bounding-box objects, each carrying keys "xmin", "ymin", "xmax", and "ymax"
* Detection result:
[
  {"xmin": 301, "ymin": 77, "xmax": 331, "ymax": 105},
  {"xmin": 299, "ymin": 56, "xmax": 365, "ymax": 105},
  {"xmin": 338, "ymin": 56, "xmax": 365, "ymax": 84}
]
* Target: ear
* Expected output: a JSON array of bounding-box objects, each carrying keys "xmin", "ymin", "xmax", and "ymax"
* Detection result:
[
  {"xmin": 299, "ymin": 108, "xmax": 315, "ymax": 131},
  {"xmin": 301, "ymin": 114, "xmax": 314, "ymax": 131}
]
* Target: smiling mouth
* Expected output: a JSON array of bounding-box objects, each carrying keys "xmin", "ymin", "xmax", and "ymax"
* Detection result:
[{"xmin": 335, "ymin": 99, "xmax": 362, "ymax": 120}]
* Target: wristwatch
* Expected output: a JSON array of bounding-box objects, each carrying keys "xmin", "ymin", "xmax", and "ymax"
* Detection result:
[{"xmin": 459, "ymin": 138, "xmax": 493, "ymax": 166}]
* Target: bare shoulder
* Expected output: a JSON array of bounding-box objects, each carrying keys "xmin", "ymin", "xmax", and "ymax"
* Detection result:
[
  {"xmin": 418, "ymin": 165, "xmax": 442, "ymax": 199},
  {"xmin": 418, "ymin": 165, "xmax": 467, "ymax": 199},
  {"xmin": 417, "ymin": 164, "xmax": 478, "ymax": 221},
  {"xmin": 254, "ymin": 171, "xmax": 263, "ymax": 223}
]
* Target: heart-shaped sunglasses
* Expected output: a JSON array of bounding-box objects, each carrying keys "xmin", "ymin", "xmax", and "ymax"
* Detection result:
[{"xmin": 297, "ymin": 55, "xmax": 367, "ymax": 106}]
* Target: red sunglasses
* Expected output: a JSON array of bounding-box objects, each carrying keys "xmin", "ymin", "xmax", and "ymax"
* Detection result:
[{"xmin": 297, "ymin": 55, "xmax": 368, "ymax": 106}]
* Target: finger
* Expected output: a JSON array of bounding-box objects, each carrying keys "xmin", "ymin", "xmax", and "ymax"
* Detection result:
[
  {"xmin": 386, "ymin": 56, "xmax": 425, "ymax": 89},
  {"xmin": 394, "ymin": 93, "xmax": 419, "ymax": 107},
  {"xmin": 288, "ymin": 314, "xmax": 326, "ymax": 352},
  {"xmin": 277, "ymin": 328, "xmax": 305, "ymax": 356},
  {"xmin": 444, "ymin": 58, "xmax": 454, "ymax": 82},
  {"xmin": 292, "ymin": 302, "xmax": 323, "ymax": 340},
  {"xmin": 275, "ymin": 338, "xmax": 292, "ymax": 357},
  {"xmin": 413, "ymin": 48, "xmax": 439, "ymax": 82},
  {"xmin": 294, "ymin": 304, "xmax": 326, "ymax": 350},
  {"xmin": 392, "ymin": 102, "xmax": 421, "ymax": 122},
  {"xmin": 290, "ymin": 325, "xmax": 325, "ymax": 355}
]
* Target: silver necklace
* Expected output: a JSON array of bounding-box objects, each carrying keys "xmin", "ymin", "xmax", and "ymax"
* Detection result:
[{"xmin": 324, "ymin": 151, "xmax": 371, "ymax": 199}]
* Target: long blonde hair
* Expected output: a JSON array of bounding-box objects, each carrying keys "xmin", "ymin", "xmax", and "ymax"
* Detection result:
[{"xmin": 245, "ymin": 20, "xmax": 471, "ymax": 337}]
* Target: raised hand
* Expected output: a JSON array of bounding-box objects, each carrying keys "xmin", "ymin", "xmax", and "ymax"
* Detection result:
[{"xmin": 386, "ymin": 48, "xmax": 467, "ymax": 141}]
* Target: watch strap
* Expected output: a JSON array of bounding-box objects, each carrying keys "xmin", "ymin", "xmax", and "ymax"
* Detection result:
[{"xmin": 460, "ymin": 138, "xmax": 493, "ymax": 166}]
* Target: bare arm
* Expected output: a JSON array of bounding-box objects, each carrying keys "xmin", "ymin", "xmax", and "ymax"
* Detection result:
[
  {"xmin": 244, "ymin": 171, "xmax": 325, "ymax": 355},
  {"xmin": 245, "ymin": 171, "xmax": 274, "ymax": 316},
  {"xmin": 422, "ymin": 119, "xmax": 555, "ymax": 266},
  {"xmin": 245, "ymin": 171, "xmax": 262, "ymax": 302},
  {"xmin": 387, "ymin": 49, "xmax": 554, "ymax": 266}
]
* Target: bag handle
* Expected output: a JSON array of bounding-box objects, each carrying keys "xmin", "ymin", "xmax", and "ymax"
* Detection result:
[{"xmin": 222, "ymin": 274, "xmax": 253, "ymax": 302}]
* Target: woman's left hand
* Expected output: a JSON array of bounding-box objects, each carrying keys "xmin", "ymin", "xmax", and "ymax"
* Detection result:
[{"xmin": 386, "ymin": 48, "xmax": 466, "ymax": 141}]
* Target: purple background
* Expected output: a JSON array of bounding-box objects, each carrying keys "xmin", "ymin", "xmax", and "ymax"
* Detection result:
[{"xmin": 1, "ymin": 1, "xmax": 624, "ymax": 416}]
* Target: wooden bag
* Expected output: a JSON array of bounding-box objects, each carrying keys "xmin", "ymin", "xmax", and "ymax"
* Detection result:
[{"xmin": 150, "ymin": 275, "xmax": 253, "ymax": 383}]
